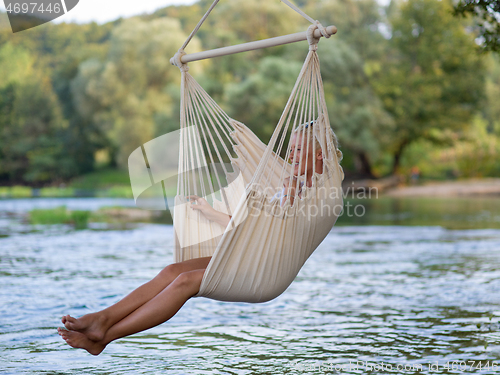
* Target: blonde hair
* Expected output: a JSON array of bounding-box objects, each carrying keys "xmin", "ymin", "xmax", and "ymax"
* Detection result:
[{"xmin": 292, "ymin": 119, "xmax": 343, "ymax": 162}]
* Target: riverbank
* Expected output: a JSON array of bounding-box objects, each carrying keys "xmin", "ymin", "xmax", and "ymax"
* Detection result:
[
  {"xmin": 383, "ymin": 177, "xmax": 500, "ymax": 197},
  {"xmin": 2, "ymin": 172, "xmax": 499, "ymax": 200}
]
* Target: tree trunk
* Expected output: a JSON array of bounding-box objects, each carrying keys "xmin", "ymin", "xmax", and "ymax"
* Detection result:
[
  {"xmin": 357, "ymin": 151, "xmax": 376, "ymax": 179},
  {"xmin": 392, "ymin": 139, "xmax": 409, "ymax": 174}
]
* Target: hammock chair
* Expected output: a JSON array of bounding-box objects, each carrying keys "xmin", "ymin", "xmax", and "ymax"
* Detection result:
[{"xmin": 129, "ymin": 0, "xmax": 345, "ymax": 303}]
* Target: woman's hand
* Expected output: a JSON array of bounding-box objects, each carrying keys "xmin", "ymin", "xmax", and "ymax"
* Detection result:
[
  {"xmin": 282, "ymin": 176, "xmax": 300, "ymax": 206},
  {"xmin": 187, "ymin": 195, "xmax": 214, "ymax": 217},
  {"xmin": 283, "ymin": 176, "xmax": 300, "ymax": 197},
  {"xmin": 187, "ymin": 195, "xmax": 231, "ymax": 227}
]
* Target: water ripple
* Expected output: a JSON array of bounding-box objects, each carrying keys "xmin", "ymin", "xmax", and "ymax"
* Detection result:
[{"xmin": 1, "ymin": 219, "xmax": 500, "ymax": 373}]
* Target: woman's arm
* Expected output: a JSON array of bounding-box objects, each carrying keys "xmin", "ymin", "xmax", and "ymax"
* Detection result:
[
  {"xmin": 282, "ymin": 176, "xmax": 299, "ymax": 206},
  {"xmin": 187, "ymin": 196, "xmax": 231, "ymax": 227}
]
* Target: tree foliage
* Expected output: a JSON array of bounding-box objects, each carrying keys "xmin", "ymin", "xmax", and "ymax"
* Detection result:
[
  {"xmin": 319, "ymin": 40, "xmax": 394, "ymax": 177},
  {"xmin": 373, "ymin": 0, "xmax": 485, "ymax": 173},
  {"xmin": 0, "ymin": 0, "xmax": 497, "ymax": 184},
  {"xmin": 453, "ymin": 0, "xmax": 500, "ymax": 52},
  {"xmin": 70, "ymin": 17, "xmax": 201, "ymax": 168},
  {"xmin": 225, "ymin": 56, "xmax": 303, "ymax": 142},
  {"xmin": 0, "ymin": 43, "xmax": 69, "ymax": 183},
  {"xmin": 306, "ymin": 0, "xmax": 388, "ymax": 61}
]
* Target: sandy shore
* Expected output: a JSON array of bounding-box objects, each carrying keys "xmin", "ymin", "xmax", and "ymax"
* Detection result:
[{"xmin": 383, "ymin": 178, "xmax": 500, "ymax": 197}]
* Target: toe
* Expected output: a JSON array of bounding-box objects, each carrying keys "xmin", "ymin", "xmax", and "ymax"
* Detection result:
[{"xmin": 64, "ymin": 316, "xmax": 76, "ymax": 330}]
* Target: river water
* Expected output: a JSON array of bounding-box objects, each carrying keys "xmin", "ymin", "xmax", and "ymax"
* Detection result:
[{"xmin": 1, "ymin": 197, "xmax": 499, "ymax": 374}]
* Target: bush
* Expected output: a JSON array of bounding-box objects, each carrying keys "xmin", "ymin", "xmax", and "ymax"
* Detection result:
[{"xmin": 69, "ymin": 210, "xmax": 91, "ymax": 229}]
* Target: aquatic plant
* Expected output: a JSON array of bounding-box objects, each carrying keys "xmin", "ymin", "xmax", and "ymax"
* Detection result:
[{"xmin": 29, "ymin": 206, "xmax": 90, "ymax": 229}]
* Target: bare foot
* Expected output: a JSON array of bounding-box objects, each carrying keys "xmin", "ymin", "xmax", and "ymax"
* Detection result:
[
  {"xmin": 58, "ymin": 327, "xmax": 106, "ymax": 355},
  {"xmin": 61, "ymin": 313, "xmax": 108, "ymax": 342}
]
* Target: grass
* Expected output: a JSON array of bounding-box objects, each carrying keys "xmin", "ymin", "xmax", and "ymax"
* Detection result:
[
  {"xmin": 30, "ymin": 206, "xmax": 70, "ymax": 225},
  {"xmin": 95, "ymin": 186, "xmax": 133, "ymax": 198},
  {"xmin": 0, "ymin": 169, "xmax": 135, "ymax": 198},
  {"xmin": 0, "ymin": 185, "xmax": 133, "ymax": 198},
  {"xmin": 70, "ymin": 210, "xmax": 92, "ymax": 230},
  {"xmin": 0, "ymin": 186, "xmax": 33, "ymax": 198},
  {"xmin": 0, "ymin": 187, "xmax": 10, "ymax": 198},
  {"xmin": 39, "ymin": 187, "xmax": 76, "ymax": 197},
  {"xmin": 69, "ymin": 168, "xmax": 131, "ymax": 189},
  {"xmin": 27, "ymin": 205, "xmax": 171, "ymax": 229},
  {"xmin": 29, "ymin": 206, "xmax": 91, "ymax": 229}
]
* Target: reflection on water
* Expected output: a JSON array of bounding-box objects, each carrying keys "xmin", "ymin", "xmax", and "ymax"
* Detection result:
[
  {"xmin": 340, "ymin": 197, "xmax": 500, "ymax": 229},
  {"xmin": 1, "ymin": 197, "xmax": 500, "ymax": 374}
]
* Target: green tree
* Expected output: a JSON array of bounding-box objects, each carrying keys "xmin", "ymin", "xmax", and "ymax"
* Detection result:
[
  {"xmin": 453, "ymin": 0, "xmax": 500, "ymax": 52},
  {"xmin": 305, "ymin": 0, "xmax": 388, "ymax": 62},
  {"xmin": 224, "ymin": 56, "xmax": 303, "ymax": 142},
  {"xmin": 0, "ymin": 11, "xmax": 9, "ymax": 31},
  {"xmin": 184, "ymin": 0, "xmax": 310, "ymax": 103},
  {"xmin": 319, "ymin": 40, "xmax": 394, "ymax": 177},
  {"xmin": 482, "ymin": 54, "xmax": 500, "ymax": 135},
  {"xmin": 0, "ymin": 18, "xmax": 115, "ymax": 176},
  {"xmin": 70, "ymin": 17, "xmax": 200, "ymax": 168},
  {"xmin": 281, "ymin": 0, "xmax": 394, "ymax": 177},
  {"xmin": 0, "ymin": 43, "xmax": 69, "ymax": 183},
  {"xmin": 53, "ymin": 46, "xmax": 111, "ymax": 174},
  {"xmin": 374, "ymin": 0, "xmax": 485, "ymax": 173}
]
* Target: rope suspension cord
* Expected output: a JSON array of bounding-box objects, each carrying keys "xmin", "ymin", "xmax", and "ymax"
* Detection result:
[
  {"xmin": 171, "ymin": 0, "xmax": 336, "ymax": 67},
  {"xmin": 180, "ymin": 0, "xmax": 220, "ymax": 52},
  {"xmin": 248, "ymin": 23, "xmax": 327, "ymax": 192}
]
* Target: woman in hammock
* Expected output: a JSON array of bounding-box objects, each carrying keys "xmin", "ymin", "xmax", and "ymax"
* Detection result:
[{"xmin": 58, "ymin": 123, "xmax": 324, "ymax": 355}]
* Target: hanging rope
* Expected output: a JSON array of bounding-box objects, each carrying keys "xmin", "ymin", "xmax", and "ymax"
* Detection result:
[
  {"xmin": 181, "ymin": 0, "xmax": 220, "ymax": 51},
  {"xmin": 280, "ymin": 0, "xmax": 315, "ymax": 24},
  {"xmin": 280, "ymin": 0, "xmax": 330, "ymax": 39}
]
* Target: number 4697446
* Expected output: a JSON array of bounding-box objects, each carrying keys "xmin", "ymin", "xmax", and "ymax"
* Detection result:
[{"xmin": 6, "ymin": 3, "xmax": 62, "ymax": 14}]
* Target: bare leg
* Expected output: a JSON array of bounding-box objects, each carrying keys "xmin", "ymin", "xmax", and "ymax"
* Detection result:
[
  {"xmin": 62, "ymin": 257, "xmax": 211, "ymax": 341},
  {"xmin": 58, "ymin": 269, "xmax": 204, "ymax": 355}
]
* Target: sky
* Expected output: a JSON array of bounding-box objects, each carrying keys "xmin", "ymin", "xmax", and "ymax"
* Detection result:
[{"xmin": 0, "ymin": 0, "xmax": 198, "ymax": 24}]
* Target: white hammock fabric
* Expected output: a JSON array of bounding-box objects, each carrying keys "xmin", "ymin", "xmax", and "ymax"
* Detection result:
[{"xmin": 172, "ymin": 24, "xmax": 345, "ymax": 303}]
